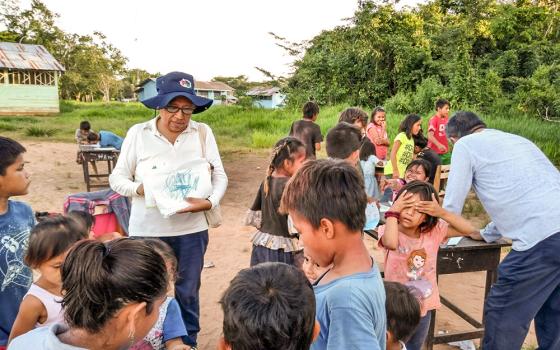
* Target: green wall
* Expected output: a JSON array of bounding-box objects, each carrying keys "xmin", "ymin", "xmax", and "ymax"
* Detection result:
[{"xmin": 0, "ymin": 84, "xmax": 59, "ymax": 115}]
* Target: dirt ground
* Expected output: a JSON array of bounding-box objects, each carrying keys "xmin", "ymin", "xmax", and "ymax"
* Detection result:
[{"xmin": 17, "ymin": 141, "xmax": 537, "ymax": 350}]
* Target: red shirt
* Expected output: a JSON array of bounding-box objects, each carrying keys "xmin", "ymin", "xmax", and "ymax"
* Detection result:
[{"xmin": 427, "ymin": 115, "xmax": 449, "ymax": 154}]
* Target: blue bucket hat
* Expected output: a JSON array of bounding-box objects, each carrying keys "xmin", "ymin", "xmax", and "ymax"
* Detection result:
[{"xmin": 141, "ymin": 71, "xmax": 213, "ymax": 114}]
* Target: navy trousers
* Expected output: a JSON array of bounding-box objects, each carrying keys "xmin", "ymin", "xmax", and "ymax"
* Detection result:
[
  {"xmin": 405, "ymin": 312, "xmax": 431, "ymax": 350},
  {"xmin": 160, "ymin": 230, "xmax": 209, "ymax": 347},
  {"xmin": 482, "ymin": 232, "xmax": 560, "ymax": 350}
]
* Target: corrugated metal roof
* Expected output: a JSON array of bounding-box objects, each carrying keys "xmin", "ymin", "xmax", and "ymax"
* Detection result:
[
  {"xmin": 0, "ymin": 42, "xmax": 65, "ymax": 71},
  {"xmin": 195, "ymin": 81, "xmax": 234, "ymax": 91},
  {"xmin": 136, "ymin": 78, "xmax": 234, "ymax": 92},
  {"xmin": 247, "ymin": 86, "xmax": 281, "ymax": 96}
]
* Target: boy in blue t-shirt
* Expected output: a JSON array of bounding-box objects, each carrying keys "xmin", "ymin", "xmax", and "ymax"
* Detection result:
[
  {"xmin": 280, "ymin": 159, "xmax": 386, "ymax": 350},
  {"xmin": 0, "ymin": 137, "xmax": 34, "ymax": 349}
]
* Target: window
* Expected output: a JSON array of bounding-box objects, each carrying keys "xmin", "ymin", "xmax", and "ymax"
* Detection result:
[{"xmin": 8, "ymin": 70, "xmax": 56, "ymax": 86}]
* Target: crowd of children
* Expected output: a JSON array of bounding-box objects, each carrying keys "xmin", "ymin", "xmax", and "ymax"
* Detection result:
[{"xmin": 0, "ymin": 97, "xmax": 485, "ymax": 350}]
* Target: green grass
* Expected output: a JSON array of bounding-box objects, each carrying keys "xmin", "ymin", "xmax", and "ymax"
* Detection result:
[{"xmin": 1, "ymin": 100, "xmax": 559, "ymax": 163}]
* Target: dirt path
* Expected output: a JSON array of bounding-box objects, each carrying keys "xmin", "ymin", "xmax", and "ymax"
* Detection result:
[{"xmin": 17, "ymin": 141, "xmax": 536, "ymax": 349}]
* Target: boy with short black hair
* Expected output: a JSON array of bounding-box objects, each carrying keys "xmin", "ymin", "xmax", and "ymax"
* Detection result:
[
  {"xmin": 289, "ymin": 101, "xmax": 323, "ymax": 159},
  {"xmin": 280, "ymin": 159, "xmax": 386, "ymax": 350},
  {"xmin": 384, "ymin": 281, "xmax": 421, "ymax": 350},
  {"xmin": 87, "ymin": 130, "xmax": 124, "ymax": 150},
  {"xmin": 325, "ymin": 122, "xmax": 362, "ymax": 165},
  {"xmin": 75, "ymin": 120, "xmax": 92, "ymax": 144},
  {"xmin": 219, "ymin": 262, "xmax": 319, "ymax": 350},
  {"xmin": 0, "ymin": 137, "xmax": 34, "ymax": 350},
  {"xmin": 413, "ymin": 134, "xmax": 441, "ymax": 184},
  {"xmin": 427, "ymin": 99, "xmax": 450, "ymax": 163}
]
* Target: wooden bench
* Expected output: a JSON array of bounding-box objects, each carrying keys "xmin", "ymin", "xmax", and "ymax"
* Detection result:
[
  {"xmin": 433, "ymin": 164, "xmax": 450, "ymax": 198},
  {"xmin": 79, "ymin": 147, "xmax": 119, "ymax": 192}
]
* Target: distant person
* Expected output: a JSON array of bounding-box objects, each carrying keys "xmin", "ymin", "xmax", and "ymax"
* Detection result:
[
  {"xmin": 381, "ymin": 159, "xmax": 432, "ymax": 202},
  {"xmin": 359, "ymin": 138, "xmax": 382, "ymax": 200},
  {"xmin": 280, "ymin": 159, "xmax": 387, "ymax": 350},
  {"xmin": 326, "ymin": 122, "xmax": 362, "ymax": 166},
  {"xmin": 75, "ymin": 120, "xmax": 92, "ymax": 144},
  {"xmin": 9, "ymin": 239, "xmax": 169, "ymax": 350},
  {"xmin": 443, "ymin": 111, "xmax": 560, "ymax": 350},
  {"xmin": 0, "ymin": 137, "xmax": 34, "ymax": 350},
  {"xmin": 366, "ymin": 107, "xmax": 390, "ymax": 160},
  {"xmin": 427, "ymin": 99, "xmax": 450, "ymax": 164},
  {"xmin": 384, "ymin": 281, "xmax": 421, "ymax": 350},
  {"xmin": 384, "ymin": 114, "xmax": 422, "ymax": 179},
  {"xmin": 289, "ymin": 101, "xmax": 323, "ymax": 159},
  {"xmin": 219, "ymin": 262, "xmax": 319, "ymax": 350},
  {"xmin": 338, "ymin": 107, "xmax": 378, "ymax": 164},
  {"xmin": 87, "ymin": 130, "xmax": 124, "ymax": 150},
  {"xmin": 413, "ymin": 134, "xmax": 441, "ymax": 184},
  {"xmin": 8, "ymin": 216, "xmax": 88, "ymax": 343},
  {"xmin": 379, "ymin": 181, "xmax": 479, "ymax": 350},
  {"xmin": 338, "ymin": 107, "xmax": 368, "ymax": 134},
  {"xmin": 246, "ymin": 137, "xmax": 307, "ymax": 267}
]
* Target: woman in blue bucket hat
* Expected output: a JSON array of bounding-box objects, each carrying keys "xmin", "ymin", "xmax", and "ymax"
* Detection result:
[{"xmin": 110, "ymin": 71, "xmax": 228, "ymax": 348}]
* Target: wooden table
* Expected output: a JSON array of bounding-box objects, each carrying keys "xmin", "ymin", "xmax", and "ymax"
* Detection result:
[
  {"xmin": 79, "ymin": 147, "xmax": 119, "ymax": 192},
  {"xmin": 363, "ymin": 231, "xmax": 511, "ymax": 348},
  {"xmin": 427, "ymin": 237, "xmax": 511, "ymax": 349}
]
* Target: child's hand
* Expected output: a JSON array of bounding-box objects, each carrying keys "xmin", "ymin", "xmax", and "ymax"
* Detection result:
[
  {"xmin": 390, "ymin": 190, "xmax": 415, "ymax": 213},
  {"xmin": 416, "ymin": 193, "xmax": 445, "ymax": 217}
]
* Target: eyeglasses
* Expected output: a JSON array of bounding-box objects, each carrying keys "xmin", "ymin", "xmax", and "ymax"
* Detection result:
[{"xmin": 163, "ymin": 106, "xmax": 196, "ymax": 115}]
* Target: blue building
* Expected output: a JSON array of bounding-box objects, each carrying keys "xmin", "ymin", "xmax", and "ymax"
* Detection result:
[
  {"xmin": 135, "ymin": 78, "xmax": 236, "ymax": 105},
  {"xmin": 246, "ymin": 87, "xmax": 286, "ymax": 109}
]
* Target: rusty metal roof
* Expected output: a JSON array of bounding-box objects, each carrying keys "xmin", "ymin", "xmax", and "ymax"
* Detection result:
[{"xmin": 0, "ymin": 42, "xmax": 65, "ymax": 71}]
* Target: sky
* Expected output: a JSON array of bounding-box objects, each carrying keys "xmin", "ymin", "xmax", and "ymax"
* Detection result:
[{"xmin": 19, "ymin": 0, "xmax": 424, "ymax": 81}]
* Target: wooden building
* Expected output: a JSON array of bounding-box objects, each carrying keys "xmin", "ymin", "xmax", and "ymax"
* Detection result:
[{"xmin": 0, "ymin": 42, "xmax": 65, "ymax": 115}]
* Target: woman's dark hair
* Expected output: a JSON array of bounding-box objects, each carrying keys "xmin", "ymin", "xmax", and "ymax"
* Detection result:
[
  {"xmin": 359, "ymin": 137, "xmax": 376, "ymax": 161},
  {"xmin": 446, "ymin": 111, "xmax": 487, "ymax": 139},
  {"xmin": 61, "ymin": 239, "xmax": 168, "ymax": 333},
  {"xmin": 413, "ymin": 134, "xmax": 428, "ymax": 149},
  {"xmin": 384, "ymin": 281, "xmax": 421, "ymax": 343},
  {"xmin": 80, "ymin": 121, "xmax": 91, "ymax": 131},
  {"xmin": 264, "ymin": 137, "xmax": 306, "ymax": 196},
  {"xmin": 220, "ymin": 262, "xmax": 316, "ymax": 350},
  {"xmin": 395, "ymin": 180, "xmax": 439, "ymax": 233},
  {"xmin": 0, "ymin": 136, "xmax": 26, "ymax": 176},
  {"xmin": 24, "ymin": 216, "xmax": 89, "ymax": 268},
  {"xmin": 66, "ymin": 211, "xmax": 95, "ymax": 234},
  {"xmin": 141, "ymin": 238, "xmax": 178, "ymax": 282},
  {"xmin": 399, "ymin": 114, "xmax": 422, "ymax": 139},
  {"xmin": 370, "ymin": 106, "xmax": 385, "ymax": 125},
  {"xmin": 338, "ymin": 107, "xmax": 368, "ymax": 127},
  {"xmin": 405, "ymin": 159, "xmax": 431, "ymax": 180},
  {"xmin": 302, "ymin": 101, "xmax": 319, "ymax": 119}
]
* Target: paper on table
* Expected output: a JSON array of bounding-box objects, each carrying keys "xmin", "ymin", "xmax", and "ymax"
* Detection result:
[
  {"xmin": 446, "ymin": 236, "xmax": 463, "ymax": 246},
  {"xmin": 144, "ymin": 159, "xmax": 213, "ymax": 218},
  {"xmin": 364, "ymin": 203, "xmax": 380, "ymax": 230}
]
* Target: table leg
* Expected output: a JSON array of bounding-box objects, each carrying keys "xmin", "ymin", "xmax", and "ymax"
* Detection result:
[
  {"xmin": 426, "ymin": 309, "xmax": 436, "ymax": 350},
  {"xmin": 81, "ymin": 154, "xmax": 90, "ymax": 192}
]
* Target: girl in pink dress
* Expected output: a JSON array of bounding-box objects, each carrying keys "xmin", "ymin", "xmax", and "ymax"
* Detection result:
[{"xmin": 366, "ymin": 107, "xmax": 390, "ymax": 160}]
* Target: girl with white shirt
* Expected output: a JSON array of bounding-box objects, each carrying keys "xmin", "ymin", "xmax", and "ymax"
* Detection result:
[{"xmin": 8, "ymin": 216, "xmax": 88, "ymax": 343}]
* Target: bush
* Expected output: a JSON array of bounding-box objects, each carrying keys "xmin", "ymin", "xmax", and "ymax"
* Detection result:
[
  {"xmin": 25, "ymin": 126, "xmax": 57, "ymax": 137},
  {"xmin": 515, "ymin": 64, "xmax": 560, "ymax": 119},
  {"xmin": 385, "ymin": 91, "xmax": 414, "ymax": 114},
  {"xmin": 410, "ymin": 77, "xmax": 446, "ymax": 114}
]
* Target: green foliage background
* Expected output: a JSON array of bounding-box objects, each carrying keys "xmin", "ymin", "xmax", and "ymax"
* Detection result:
[{"xmin": 286, "ymin": 0, "xmax": 560, "ymax": 120}]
